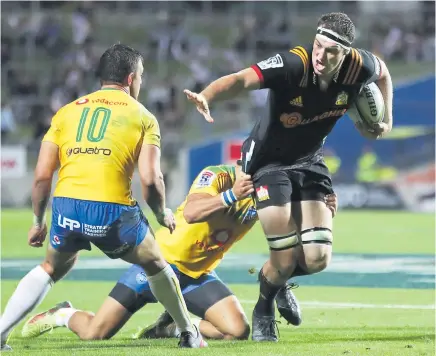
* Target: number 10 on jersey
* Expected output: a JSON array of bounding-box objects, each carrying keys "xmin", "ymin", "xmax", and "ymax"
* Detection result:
[{"xmin": 76, "ymin": 107, "xmax": 111, "ymax": 143}]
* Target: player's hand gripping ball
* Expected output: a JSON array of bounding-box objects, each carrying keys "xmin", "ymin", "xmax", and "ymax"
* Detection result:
[{"xmin": 348, "ymin": 82, "xmax": 389, "ymax": 136}]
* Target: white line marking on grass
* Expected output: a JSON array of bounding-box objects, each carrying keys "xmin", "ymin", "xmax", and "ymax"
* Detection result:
[{"xmin": 239, "ymin": 300, "xmax": 436, "ymax": 310}]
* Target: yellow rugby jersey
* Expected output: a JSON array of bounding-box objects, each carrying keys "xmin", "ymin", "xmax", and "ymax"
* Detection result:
[
  {"xmin": 43, "ymin": 88, "xmax": 160, "ymax": 205},
  {"xmin": 156, "ymin": 165, "xmax": 258, "ymax": 278}
]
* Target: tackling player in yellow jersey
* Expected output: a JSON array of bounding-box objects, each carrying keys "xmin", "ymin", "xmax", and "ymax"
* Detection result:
[
  {"xmin": 22, "ymin": 164, "xmax": 337, "ymax": 341},
  {"xmin": 0, "ymin": 44, "xmax": 206, "ymax": 350}
]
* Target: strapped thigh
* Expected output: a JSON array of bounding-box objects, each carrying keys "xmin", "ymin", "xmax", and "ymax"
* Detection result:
[
  {"xmin": 266, "ymin": 231, "xmax": 300, "ymax": 251},
  {"xmin": 299, "ymin": 227, "xmax": 333, "ymax": 245}
]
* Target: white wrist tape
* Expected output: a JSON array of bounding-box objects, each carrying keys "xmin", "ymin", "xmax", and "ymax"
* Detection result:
[
  {"xmin": 33, "ymin": 214, "xmax": 46, "ymax": 228},
  {"xmin": 221, "ymin": 189, "xmax": 238, "ymax": 207}
]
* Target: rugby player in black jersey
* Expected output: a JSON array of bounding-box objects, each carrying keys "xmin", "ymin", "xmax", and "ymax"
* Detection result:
[{"xmin": 184, "ymin": 12, "xmax": 393, "ymax": 342}]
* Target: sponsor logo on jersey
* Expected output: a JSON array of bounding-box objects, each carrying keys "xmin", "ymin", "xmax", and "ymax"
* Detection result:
[
  {"xmin": 212, "ymin": 229, "xmax": 231, "ymax": 247},
  {"xmin": 280, "ymin": 109, "xmax": 347, "ymax": 128},
  {"xmin": 195, "ymin": 170, "xmax": 216, "ymax": 188},
  {"xmin": 289, "ymin": 96, "xmax": 303, "ymax": 107},
  {"xmin": 76, "ymin": 98, "xmax": 89, "ymax": 105},
  {"xmin": 66, "ymin": 147, "xmax": 112, "ymax": 156},
  {"xmin": 53, "ymin": 235, "xmax": 61, "ymax": 245},
  {"xmin": 91, "ymin": 98, "xmax": 128, "ymax": 106},
  {"xmin": 58, "ymin": 215, "xmax": 80, "ymax": 231},
  {"xmin": 195, "ymin": 229, "xmax": 231, "ymax": 253},
  {"xmin": 256, "ymin": 186, "xmax": 270, "ymax": 202},
  {"xmin": 280, "ymin": 112, "xmax": 303, "ymax": 128},
  {"xmin": 257, "ymin": 54, "xmax": 284, "ymax": 70},
  {"xmin": 335, "ymin": 91, "xmax": 348, "ymax": 106},
  {"xmin": 136, "ymin": 272, "xmax": 148, "ymax": 284},
  {"xmin": 243, "ymin": 206, "xmax": 257, "ymax": 223}
]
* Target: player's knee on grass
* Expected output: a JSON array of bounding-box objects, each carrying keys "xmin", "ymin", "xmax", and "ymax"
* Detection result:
[
  {"xmin": 299, "ymin": 228, "xmax": 333, "ymax": 274},
  {"xmin": 221, "ymin": 319, "xmax": 250, "ymax": 340},
  {"xmin": 79, "ymin": 327, "xmax": 109, "ymax": 341}
]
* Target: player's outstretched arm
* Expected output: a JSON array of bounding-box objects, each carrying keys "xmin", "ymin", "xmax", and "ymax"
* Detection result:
[
  {"xmin": 29, "ymin": 142, "xmax": 59, "ymax": 247},
  {"xmin": 184, "ymin": 68, "xmax": 261, "ymax": 123},
  {"xmin": 184, "ymin": 172, "xmax": 254, "ymax": 224},
  {"xmin": 138, "ymin": 144, "xmax": 175, "ymax": 232}
]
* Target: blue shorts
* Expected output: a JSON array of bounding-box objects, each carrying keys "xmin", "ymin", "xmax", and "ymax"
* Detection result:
[
  {"xmin": 109, "ymin": 264, "xmax": 233, "ymax": 317},
  {"xmin": 50, "ymin": 197, "xmax": 149, "ymax": 259}
]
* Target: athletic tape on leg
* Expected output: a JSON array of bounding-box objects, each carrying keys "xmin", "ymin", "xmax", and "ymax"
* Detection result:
[
  {"xmin": 266, "ymin": 232, "xmax": 299, "ymax": 251},
  {"xmin": 300, "ymin": 227, "xmax": 332, "ymax": 245}
]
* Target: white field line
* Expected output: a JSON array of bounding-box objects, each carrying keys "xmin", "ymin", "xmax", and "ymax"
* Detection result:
[
  {"xmin": 239, "ymin": 300, "xmax": 436, "ymax": 310},
  {"xmin": 134, "ymin": 300, "xmax": 435, "ymax": 315}
]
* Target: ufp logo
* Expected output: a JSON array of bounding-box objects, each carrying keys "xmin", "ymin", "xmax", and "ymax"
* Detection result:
[{"xmin": 58, "ymin": 215, "xmax": 80, "ymax": 231}]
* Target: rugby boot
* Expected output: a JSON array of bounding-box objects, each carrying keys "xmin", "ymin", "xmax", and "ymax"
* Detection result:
[
  {"xmin": 0, "ymin": 344, "xmax": 12, "ymax": 352},
  {"xmin": 275, "ymin": 282, "xmax": 302, "ymax": 326},
  {"xmin": 251, "ymin": 310, "xmax": 279, "ymax": 342},
  {"xmin": 21, "ymin": 301, "xmax": 73, "ymax": 338},
  {"xmin": 178, "ymin": 325, "xmax": 208, "ymax": 348},
  {"xmin": 132, "ymin": 310, "xmax": 178, "ymax": 339},
  {"xmin": 1, "ymin": 332, "xmax": 12, "ymax": 351}
]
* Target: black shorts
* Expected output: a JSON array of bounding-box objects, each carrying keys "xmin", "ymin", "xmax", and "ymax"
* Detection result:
[
  {"xmin": 109, "ymin": 265, "xmax": 233, "ymax": 318},
  {"xmin": 253, "ymin": 160, "xmax": 334, "ymax": 210}
]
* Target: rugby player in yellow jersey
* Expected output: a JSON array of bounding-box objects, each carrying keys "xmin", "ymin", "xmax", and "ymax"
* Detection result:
[
  {"xmin": 21, "ymin": 164, "xmax": 337, "ymax": 341},
  {"xmin": 0, "ymin": 44, "xmax": 206, "ymax": 350}
]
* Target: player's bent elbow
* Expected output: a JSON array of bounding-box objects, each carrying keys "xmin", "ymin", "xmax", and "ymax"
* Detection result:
[
  {"xmin": 140, "ymin": 170, "xmax": 162, "ymax": 186},
  {"xmin": 182, "ymin": 207, "xmax": 199, "ymax": 224}
]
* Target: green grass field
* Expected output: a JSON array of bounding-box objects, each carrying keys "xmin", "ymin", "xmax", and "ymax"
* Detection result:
[{"xmin": 1, "ymin": 209, "xmax": 435, "ymax": 355}]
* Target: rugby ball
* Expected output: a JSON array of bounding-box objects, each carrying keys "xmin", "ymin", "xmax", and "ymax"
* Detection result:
[{"xmin": 348, "ymin": 82, "xmax": 385, "ymax": 125}]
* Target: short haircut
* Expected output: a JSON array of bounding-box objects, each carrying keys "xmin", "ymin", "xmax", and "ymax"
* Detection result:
[
  {"xmin": 317, "ymin": 12, "xmax": 356, "ymax": 44},
  {"xmin": 97, "ymin": 44, "xmax": 143, "ymax": 84}
]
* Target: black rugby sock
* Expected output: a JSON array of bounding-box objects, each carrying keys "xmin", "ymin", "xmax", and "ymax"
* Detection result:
[{"xmin": 254, "ymin": 268, "xmax": 282, "ymax": 316}]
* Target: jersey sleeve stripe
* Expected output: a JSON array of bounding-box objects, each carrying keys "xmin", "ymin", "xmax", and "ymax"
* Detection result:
[
  {"xmin": 343, "ymin": 48, "xmax": 363, "ymax": 85},
  {"xmin": 295, "ymin": 46, "xmax": 310, "ymax": 87},
  {"xmin": 250, "ymin": 64, "xmax": 264, "ymax": 83},
  {"xmin": 349, "ymin": 50, "xmax": 363, "ymax": 84},
  {"xmin": 343, "ymin": 48, "xmax": 356, "ymax": 84},
  {"xmin": 290, "ymin": 48, "xmax": 308, "ymax": 87},
  {"xmin": 289, "ymin": 47, "xmax": 309, "ymax": 87}
]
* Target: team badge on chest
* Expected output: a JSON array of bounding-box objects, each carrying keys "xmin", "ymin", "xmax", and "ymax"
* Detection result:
[{"xmin": 196, "ymin": 170, "xmax": 215, "ymax": 187}]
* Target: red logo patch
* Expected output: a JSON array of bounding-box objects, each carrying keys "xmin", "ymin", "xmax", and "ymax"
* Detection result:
[
  {"xmin": 76, "ymin": 98, "xmax": 89, "ymax": 105},
  {"xmin": 256, "ymin": 185, "xmax": 270, "ymax": 202}
]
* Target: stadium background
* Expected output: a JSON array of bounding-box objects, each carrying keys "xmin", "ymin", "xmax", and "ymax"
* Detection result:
[{"xmin": 1, "ymin": 1, "xmax": 435, "ymax": 355}]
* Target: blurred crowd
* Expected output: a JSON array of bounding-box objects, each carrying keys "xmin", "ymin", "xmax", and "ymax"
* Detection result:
[{"xmin": 1, "ymin": 1, "xmax": 435, "ymax": 171}]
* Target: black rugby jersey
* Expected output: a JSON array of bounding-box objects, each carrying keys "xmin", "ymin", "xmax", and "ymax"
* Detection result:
[{"xmin": 241, "ymin": 44, "xmax": 382, "ymax": 175}]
